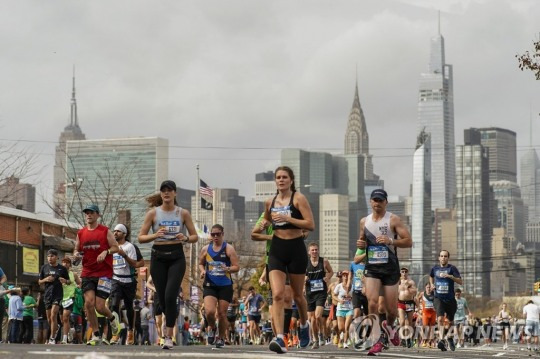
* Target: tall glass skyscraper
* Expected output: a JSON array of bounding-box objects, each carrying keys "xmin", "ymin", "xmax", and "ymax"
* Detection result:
[
  {"xmin": 477, "ymin": 127, "xmax": 517, "ymax": 183},
  {"xmin": 411, "ymin": 130, "xmax": 431, "ymax": 282},
  {"xmin": 521, "ymin": 148, "xmax": 540, "ymax": 221},
  {"xmin": 417, "ymin": 30, "xmax": 455, "ymax": 210}
]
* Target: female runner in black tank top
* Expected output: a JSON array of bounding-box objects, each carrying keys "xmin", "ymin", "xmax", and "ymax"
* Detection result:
[{"xmin": 254, "ymin": 166, "xmax": 314, "ymax": 353}]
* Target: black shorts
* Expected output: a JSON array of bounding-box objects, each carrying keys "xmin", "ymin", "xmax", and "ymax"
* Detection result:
[
  {"xmin": 227, "ymin": 315, "xmax": 237, "ymax": 323},
  {"xmin": 44, "ymin": 290, "xmax": 63, "ymax": 309},
  {"xmin": 248, "ymin": 314, "xmax": 261, "ymax": 324},
  {"xmin": 203, "ymin": 285, "xmax": 233, "ymax": 303},
  {"xmin": 322, "ymin": 308, "xmax": 330, "ymax": 317},
  {"xmin": 306, "ymin": 291, "xmax": 327, "ymax": 312},
  {"xmin": 352, "ymin": 291, "xmax": 368, "ymax": 312},
  {"xmin": 499, "ymin": 322, "xmax": 510, "ymax": 328},
  {"xmin": 363, "ymin": 268, "xmax": 400, "ymax": 286},
  {"xmin": 81, "ymin": 277, "xmax": 112, "ymax": 300},
  {"xmin": 38, "ymin": 318, "xmax": 49, "ymax": 330},
  {"xmin": 291, "ymin": 309, "xmax": 299, "ymax": 319},
  {"xmin": 434, "ymin": 297, "xmax": 457, "ymax": 321},
  {"xmin": 268, "ymin": 235, "xmax": 308, "ymax": 275},
  {"xmin": 110, "ymin": 280, "xmax": 137, "ymax": 306}
]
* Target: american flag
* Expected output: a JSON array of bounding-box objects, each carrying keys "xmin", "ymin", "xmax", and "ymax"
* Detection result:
[{"xmin": 199, "ymin": 179, "xmax": 214, "ymax": 198}]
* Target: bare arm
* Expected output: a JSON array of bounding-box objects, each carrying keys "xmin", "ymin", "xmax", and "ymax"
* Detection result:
[
  {"xmin": 391, "ymin": 214, "xmax": 412, "ymax": 248},
  {"xmin": 138, "ymin": 209, "xmax": 160, "ymax": 244},
  {"xmin": 324, "ymin": 259, "xmax": 333, "ymax": 284},
  {"xmin": 74, "ymin": 273, "xmax": 81, "ymax": 286},
  {"xmin": 73, "ymin": 235, "xmax": 81, "ymax": 257},
  {"xmin": 226, "ymin": 245, "xmax": 240, "ymax": 274},
  {"xmin": 353, "ymin": 252, "xmax": 366, "ymax": 264},
  {"xmin": 356, "ymin": 218, "xmax": 367, "ymax": 249},
  {"xmin": 198, "ymin": 245, "xmax": 209, "ymax": 279}
]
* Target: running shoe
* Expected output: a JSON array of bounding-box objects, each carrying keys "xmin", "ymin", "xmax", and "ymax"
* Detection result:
[
  {"xmin": 48, "ymin": 338, "xmax": 56, "ymax": 345},
  {"xmin": 338, "ymin": 341, "xmax": 343, "ymax": 348},
  {"xmin": 447, "ymin": 338, "xmax": 455, "ymax": 351},
  {"xmin": 215, "ymin": 337, "xmax": 225, "ymax": 349},
  {"xmin": 127, "ymin": 330, "xmax": 135, "ymax": 345},
  {"xmin": 437, "ymin": 339, "xmax": 447, "ymax": 351},
  {"xmin": 60, "ymin": 340, "xmax": 68, "ymax": 345},
  {"xmin": 86, "ymin": 335, "xmax": 101, "ymax": 346},
  {"xmin": 110, "ymin": 334, "xmax": 120, "ymax": 345},
  {"xmin": 367, "ymin": 338, "xmax": 384, "ymax": 356},
  {"xmin": 319, "ymin": 336, "xmax": 325, "ymax": 347},
  {"xmin": 102, "ymin": 338, "xmax": 110, "ymax": 345},
  {"xmin": 344, "ymin": 341, "xmax": 350, "ymax": 349},
  {"xmin": 269, "ymin": 337, "xmax": 288, "ymax": 354},
  {"xmin": 110, "ymin": 311, "xmax": 121, "ymax": 337},
  {"xmin": 381, "ymin": 320, "xmax": 400, "ymax": 346},
  {"xmin": 503, "ymin": 344, "xmax": 508, "ymax": 350},
  {"xmin": 298, "ymin": 322, "xmax": 310, "ymax": 348},
  {"xmin": 311, "ymin": 340, "xmax": 319, "ymax": 349},
  {"xmin": 159, "ymin": 337, "xmax": 165, "ymax": 347},
  {"xmin": 333, "ymin": 335, "xmax": 338, "ymax": 345},
  {"xmin": 207, "ymin": 328, "xmax": 215, "ymax": 345},
  {"xmin": 162, "ymin": 336, "xmax": 173, "ymax": 350}
]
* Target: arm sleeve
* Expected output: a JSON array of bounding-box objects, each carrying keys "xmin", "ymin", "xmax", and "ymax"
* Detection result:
[
  {"xmin": 452, "ymin": 265, "xmax": 461, "ymax": 278},
  {"xmin": 127, "ymin": 244, "xmax": 137, "ymax": 261},
  {"xmin": 39, "ymin": 266, "xmax": 45, "ymax": 280},
  {"xmin": 61, "ymin": 266, "xmax": 70, "ymax": 280}
]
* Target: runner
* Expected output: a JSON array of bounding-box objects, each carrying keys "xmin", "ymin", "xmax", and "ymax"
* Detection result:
[
  {"xmin": 198, "ymin": 224, "xmax": 239, "ymax": 349},
  {"xmin": 397, "ymin": 267, "xmax": 417, "ymax": 348},
  {"xmin": 146, "ymin": 275, "xmax": 164, "ymax": 345},
  {"xmin": 333, "ymin": 271, "xmax": 353, "ymax": 348},
  {"xmin": 498, "ymin": 302, "xmax": 512, "ymax": 350},
  {"xmin": 429, "ymin": 249, "xmax": 462, "ymax": 352},
  {"xmin": 327, "ymin": 278, "xmax": 339, "ymax": 345},
  {"xmin": 454, "ymin": 288, "xmax": 471, "ymax": 348},
  {"xmin": 226, "ymin": 297, "xmax": 239, "ymax": 344},
  {"xmin": 60, "ymin": 257, "xmax": 81, "ymax": 344},
  {"xmin": 110, "ymin": 224, "xmax": 141, "ymax": 345},
  {"xmin": 72, "ymin": 204, "xmax": 121, "ymax": 346},
  {"xmin": 138, "ymin": 180, "xmax": 198, "ymax": 350},
  {"xmin": 347, "ymin": 248, "xmax": 367, "ymax": 319},
  {"xmin": 417, "ymin": 283, "xmax": 436, "ymax": 348},
  {"xmin": 523, "ymin": 299, "xmax": 540, "ymax": 351},
  {"xmin": 245, "ymin": 286, "xmax": 265, "ymax": 344},
  {"xmin": 70, "ymin": 286, "xmax": 84, "ymax": 344},
  {"xmin": 38, "ymin": 249, "xmax": 70, "ymax": 344},
  {"xmin": 305, "ymin": 242, "xmax": 333, "ymax": 349},
  {"xmin": 254, "ymin": 166, "xmax": 315, "ymax": 354},
  {"xmin": 238, "ymin": 297, "xmax": 248, "ymax": 345},
  {"xmin": 356, "ymin": 189, "xmax": 412, "ymax": 355}
]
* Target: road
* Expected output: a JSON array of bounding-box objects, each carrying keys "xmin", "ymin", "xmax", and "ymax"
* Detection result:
[{"xmin": 1, "ymin": 343, "xmax": 539, "ymax": 359}]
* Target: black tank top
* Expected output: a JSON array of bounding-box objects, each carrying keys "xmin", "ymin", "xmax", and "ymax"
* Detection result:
[
  {"xmin": 305, "ymin": 257, "xmax": 326, "ymax": 294},
  {"xmin": 270, "ymin": 191, "xmax": 303, "ymax": 230}
]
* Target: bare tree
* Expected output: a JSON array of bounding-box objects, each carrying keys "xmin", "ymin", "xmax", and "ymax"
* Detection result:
[
  {"xmin": 44, "ymin": 153, "xmax": 155, "ymax": 229},
  {"xmin": 0, "ymin": 141, "xmax": 40, "ymax": 209},
  {"xmin": 517, "ymin": 37, "xmax": 540, "ymax": 80}
]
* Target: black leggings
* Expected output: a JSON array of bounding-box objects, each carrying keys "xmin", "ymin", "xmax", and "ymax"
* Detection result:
[
  {"xmin": 110, "ymin": 281, "xmax": 136, "ymax": 330},
  {"xmin": 150, "ymin": 244, "xmax": 186, "ymax": 328}
]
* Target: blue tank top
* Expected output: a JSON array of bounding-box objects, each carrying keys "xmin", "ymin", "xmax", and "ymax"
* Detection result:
[
  {"xmin": 152, "ymin": 206, "xmax": 184, "ymax": 242},
  {"xmin": 204, "ymin": 242, "xmax": 232, "ymax": 287}
]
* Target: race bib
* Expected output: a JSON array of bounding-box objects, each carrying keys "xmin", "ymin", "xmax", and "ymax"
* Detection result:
[
  {"xmin": 209, "ymin": 261, "xmax": 226, "ymax": 276},
  {"xmin": 368, "ymin": 246, "xmax": 389, "ymax": 264},
  {"xmin": 310, "ymin": 279, "xmax": 324, "ymax": 292},
  {"xmin": 271, "ymin": 206, "xmax": 291, "ymax": 227},
  {"xmin": 342, "ymin": 298, "xmax": 353, "ymax": 310},
  {"xmin": 353, "ymin": 279, "xmax": 363, "ymax": 291},
  {"xmin": 62, "ymin": 298, "xmax": 74, "ymax": 308},
  {"xmin": 113, "ymin": 254, "xmax": 126, "ymax": 269},
  {"xmin": 436, "ymin": 283, "xmax": 449, "ymax": 294},
  {"xmin": 97, "ymin": 277, "xmax": 112, "ymax": 294},
  {"xmin": 158, "ymin": 220, "xmax": 181, "ymax": 240},
  {"xmin": 424, "ymin": 299, "xmax": 434, "ymax": 309}
]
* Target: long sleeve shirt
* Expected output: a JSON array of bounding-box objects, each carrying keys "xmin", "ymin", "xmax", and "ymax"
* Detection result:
[{"xmin": 8, "ymin": 295, "xmax": 24, "ymax": 320}]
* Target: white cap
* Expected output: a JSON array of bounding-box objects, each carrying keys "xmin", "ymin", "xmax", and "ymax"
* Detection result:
[{"xmin": 114, "ymin": 224, "xmax": 128, "ymax": 234}]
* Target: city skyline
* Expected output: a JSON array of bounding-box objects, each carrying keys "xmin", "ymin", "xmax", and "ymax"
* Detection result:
[{"xmin": 0, "ymin": 1, "xmax": 538, "ymax": 215}]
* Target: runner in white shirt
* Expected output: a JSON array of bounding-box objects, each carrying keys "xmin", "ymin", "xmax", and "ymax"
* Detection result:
[
  {"xmin": 333, "ymin": 272, "xmax": 353, "ymax": 349},
  {"xmin": 523, "ymin": 300, "xmax": 540, "ymax": 351}
]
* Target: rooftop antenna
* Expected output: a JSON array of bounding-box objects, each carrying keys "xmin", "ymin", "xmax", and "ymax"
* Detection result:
[{"xmin": 438, "ymin": 10, "xmax": 441, "ymax": 35}]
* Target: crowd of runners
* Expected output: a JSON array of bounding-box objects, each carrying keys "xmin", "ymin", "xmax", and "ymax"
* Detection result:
[{"xmin": 1, "ymin": 167, "xmax": 540, "ymax": 355}]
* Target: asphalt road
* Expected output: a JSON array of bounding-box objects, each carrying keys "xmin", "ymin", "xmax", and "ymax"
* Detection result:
[{"xmin": 1, "ymin": 343, "xmax": 540, "ymax": 359}]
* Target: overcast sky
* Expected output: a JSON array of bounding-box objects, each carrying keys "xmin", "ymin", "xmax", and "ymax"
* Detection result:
[{"xmin": 0, "ymin": 0, "xmax": 538, "ymax": 215}]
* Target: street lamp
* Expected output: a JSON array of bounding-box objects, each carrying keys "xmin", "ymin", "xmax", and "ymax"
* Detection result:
[{"xmin": 65, "ymin": 177, "xmax": 84, "ymax": 219}]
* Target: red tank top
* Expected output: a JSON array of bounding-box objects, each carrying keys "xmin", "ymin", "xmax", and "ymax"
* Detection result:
[{"xmin": 78, "ymin": 224, "xmax": 113, "ymax": 278}]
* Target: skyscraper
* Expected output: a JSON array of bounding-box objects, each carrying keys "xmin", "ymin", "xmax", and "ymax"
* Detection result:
[
  {"xmin": 477, "ymin": 127, "xmax": 517, "ymax": 183},
  {"xmin": 411, "ymin": 130, "xmax": 431, "ymax": 281},
  {"xmin": 455, "ymin": 130, "xmax": 492, "ymax": 297},
  {"xmin": 521, "ymin": 148, "xmax": 540, "ymax": 222},
  {"xmin": 53, "ymin": 71, "xmax": 86, "ymax": 218},
  {"xmin": 417, "ymin": 26, "xmax": 455, "ymax": 210},
  {"xmin": 319, "ymin": 193, "xmax": 349, "ymax": 272}
]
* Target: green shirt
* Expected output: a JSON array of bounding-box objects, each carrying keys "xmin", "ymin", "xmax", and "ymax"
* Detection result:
[
  {"xmin": 23, "ymin": 295, "xmax": 36, "ymax": 317},
  {"xmin": 72, "ymin": 288, "xmax": 84, "ymax": 316},
  {"xmin": 256, "ymin": 212, "xmax": 274, "ymax": 264}
]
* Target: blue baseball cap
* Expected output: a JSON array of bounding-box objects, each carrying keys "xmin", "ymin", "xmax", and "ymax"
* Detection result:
[
  {"xmin": 370, "ymin": 189, "xmax": 388, "ymax": 201},
  {"xmin": 83, "ymin": 204, "xmax": 100, "ymax": 213}
]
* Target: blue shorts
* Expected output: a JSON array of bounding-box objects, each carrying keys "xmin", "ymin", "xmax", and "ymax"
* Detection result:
[
  {"xmin": 525, "ymin": 320, "xmax": 540, "ymax": 337},
  {"xmin": 336, "ymin": 309, "xmax": 354, "ymax": 317}
]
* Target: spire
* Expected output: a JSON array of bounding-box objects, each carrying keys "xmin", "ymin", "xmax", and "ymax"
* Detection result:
[
  {"xmin": 438, "ymin": 10, "xmax": 440, "ymax": 35},
  {"xmin": 428, "ymin": 11, "xmax": 445, "ymax": 74},
  {"xmin": 70, "ymin": 65, "xmax": 78, "ymax": 128},
  {"xmin": 345, "ymin": 77, "xmax": 369, "ymax": 156}
]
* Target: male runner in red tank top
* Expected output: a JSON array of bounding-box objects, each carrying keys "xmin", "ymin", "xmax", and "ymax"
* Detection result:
[{"xmin": 73, "ymin": 204, "xmax": 121, "ymax": 346}]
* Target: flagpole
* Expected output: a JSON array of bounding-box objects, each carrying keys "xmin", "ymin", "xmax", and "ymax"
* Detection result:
[
  {"xmin": 212, "ymin": 187, "xmax": 216, "ymax": 226},
  {"xmin": 191, "ymin": 164, "xmax": 200, "ymax": 317}
]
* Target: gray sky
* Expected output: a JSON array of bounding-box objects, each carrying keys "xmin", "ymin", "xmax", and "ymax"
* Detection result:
[{"xmin": 0, "ymin": 0, "xmax": 538, "ymax": 215}]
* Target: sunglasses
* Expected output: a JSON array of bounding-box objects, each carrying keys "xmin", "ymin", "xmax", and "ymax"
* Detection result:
[{"xmin": 210, "ymin": 232, "xmax": 222, "ymax": 237}]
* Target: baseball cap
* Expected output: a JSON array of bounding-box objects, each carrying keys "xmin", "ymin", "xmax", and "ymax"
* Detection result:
[
  {"xmin": 370, "ymin": 189, "xmax": 388, "ymax": 201},
  {"xmin": 83, "ymin": 204, "xmax": 100, "ymax": 213},
  {"xmin": 47, "ymin": 249, "xmax": 58, "ymax": 256},
  {"xmin": 114, "ymin": 224, "xmax": 128, "ymax": 234},
  {"xmin": 160, "ymin": 180, "xmax": 177, "ymax": 192}
]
